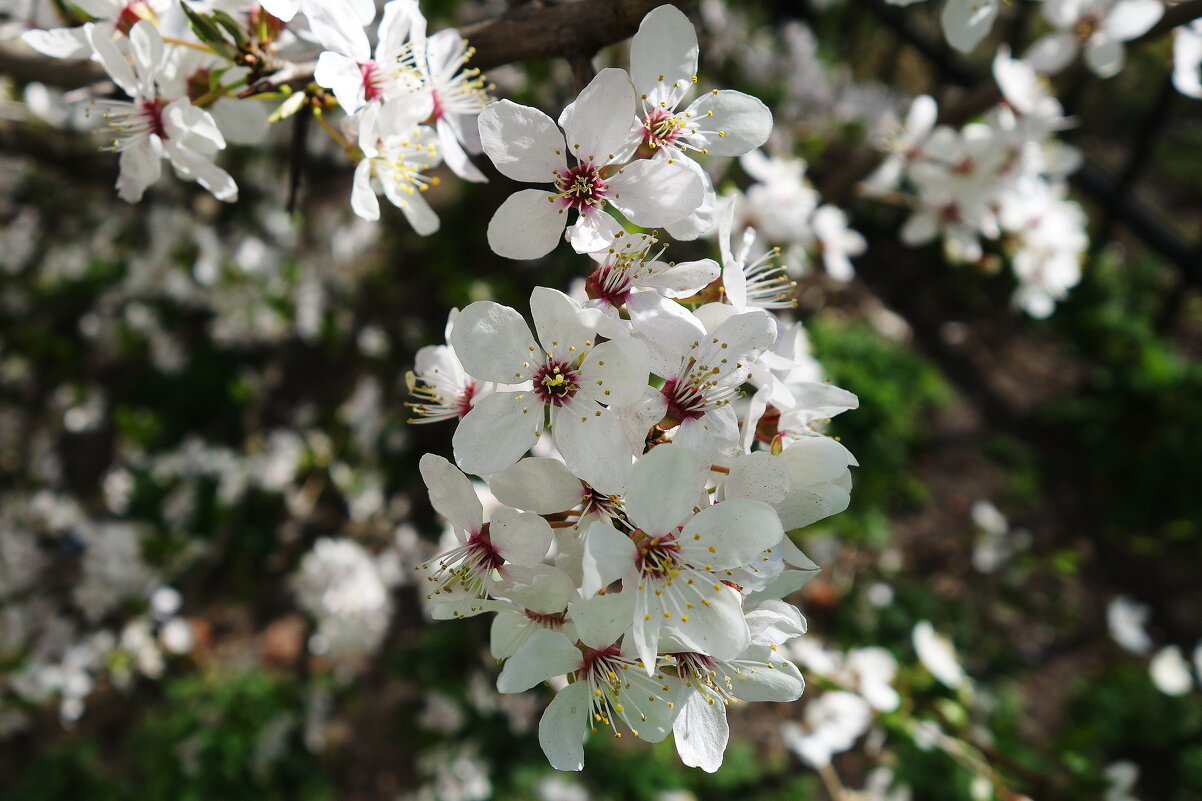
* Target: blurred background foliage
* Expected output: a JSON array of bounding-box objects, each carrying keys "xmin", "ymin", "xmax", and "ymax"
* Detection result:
[{"xmin": 1, "ymin": 0, "xmax": 1201, "ymax": 800}]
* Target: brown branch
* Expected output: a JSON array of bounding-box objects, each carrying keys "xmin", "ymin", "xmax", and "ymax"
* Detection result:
[{"xmin": 0, "ymin": 42, "xmax": 104, "ymax": 88}]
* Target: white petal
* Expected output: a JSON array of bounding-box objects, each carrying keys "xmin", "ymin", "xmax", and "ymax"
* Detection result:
[
  {"xmin": 630, "ymin": 4, "xmax": 698, "ymax": 105},
  {"xmin": 259, "ymin": 0, "xmax": 298, "ymax": 20},
  {"xmin": 788, "ymin": 382, "xmax": 860, "ymax": 419},
  {"xmin": 1173, "ymin": 24, "xmax": 1202, "ymax": 99},
  {"xmin": 452, "ymin": 391, "xmax": 540, "ymax": 476},
  {"xmin": 900, "ymin": 210, "xmax": 939, "ymax": 246},
  {"xmin": 86, "ymin": 23, "xmax": 138, "ymax": 97},
  {"xmin": 1042, "ymin": 0, "xmax": 1079, "ymax": 28},
  {"xmin": 450, "ymin": 299, "xmax": 538, "ymax": 384},
  {"xmin": 307, "ymin": 1, "xmax": 371, "ymax": 60},
  {"xmin": 905, "ymin": 94, "xmax": 939, "ymax": 139},
  {"xmin": 745, "ymin": 599, "xmax": 808, "ymax": 645},
  {"xmin": 437, "ymin": 119, "xmax": 487, "ymax": 183},
  {"xmin": 566, "ymin": 210, "xmax": 624, "ymax": 254},
  {"xmin": 608, "ymin": 158, "xmax": 704, "ymax": 228},
  {"xmin": 673, "ymin": 691, "xmax": 728, "ymax": 773},
  {"xmin": 780, "ymin": 436, "xmax": 858, "ymax": 485},
  {"xmin": 487, "ymin": 189, "xmax": 567, "ymax": 260},
  {"xmin": 502, "ymin": 564, "xmax": 576, "ymax": 614},
  {"xmin": 576, "ymin": 337, "xmax": 649, "ymax": 407},
  {"xmin": 116, "ymin": 142, "xmax": 162, "ymax": 203},
  {"xmin": 490, "ymin": 609, "xmax": 532, "ymax": 660},
  {"xmin": 22, "ymin": 27, "xmax": 90, "ymax": 60},
  {"xmin": 626, "ymin": 445, "xmax": 707, "ymax": 534},
  {"xmin": 559, "ymin": 68, "xmax": 637, "ymax": 164},
  {"xmin": 490, "ymin": 507, "xmax": 554, "ymax": 566},
  {"xmin": 1104, "ymin": 0, "xmax": 1163, "ymax": 42},
  {"xmin": 315, "ymin": 51, "xmax": 367, "ymax": 113},
  {"xmin": 631, "ymin": 587, "xmax": 664, "ymax": 671},
  {"xmin": 570, "ymin": 591, "xmax": 636, "ymax": 650},
  {"xmin": 663, "ymin": 579, "xmax": 749, "ymax": 661},
  {"xmin": 164, "ymin": 101, "xmax": 225, "ymax": 152},
  {"xmin": 397, "ymin": 187, "xmax": 440, "ymax": 236},
  {"xmin": 639, "ymin": 258, "xmax": 720, "ymax": 297},
  {"xmin": 128, "ymin": 20, "xmax": 163, "ymax": 85},
  {"xmin": 489, "ymin": 458, "xmax": 583, "ymax": 514},
  {"xmin": 376, "ymin": 0, "xmax": 420, "ymax": 59},
  {"xmin": 663, "ymin": 157, "xmax": 716, "ymax": 240},
  {"xmin": 580, "ymin": 521, "xmax": 636, "ymax": 598},
  {"xmin": 530, "ymin": 286, "xmax": 603, "ymax": 357},
  {"xmin": 419, "ymin": 453, "xmax": 483, "ymax": 535},
  {"xmin": 684, "ymin": 90, "xmax": 772, "ymax": 156},
  {"xmin": 552, "ymin": 406, "xmax": 632, "ymax": 495},
  {"xmin": 160, "ymin": 142, "xmax": 236, "ymax": 201},
  {"xmin": 1085, "ymin": 37, "xmax": 1125, "ymax": 78},
  {"xmin": 626, "ymin": 291, "xmax": 706, "ymax": 378},
  {"xmin": 776, "ymin": 484, "xmax": 850, "ymax": 531},
  {"xmin": 743, "ymin": 566, "xmax": 818, "ymax": 605},
  {"xmin": 703, "ymin": 310, "xmax": 778, "ymax": 385},
  {"xmin": 941, "ymin": 0, "xmax": 998, "ymax": 53},
  {"xmin": 497, "ymin": 629, "xmax": 581, "ymax": 693},
  {"xmin": 617, "ymin": 668, "xmax": 684, "ymax": 741},
  {"xmin": 538, "ymin": 682, "xmax": 591, "ymax": 771},
  {"xmin": 351, "ymin": 159, "xmax": 380, "ymax": 220},
  {"xmin": 1024, "ymin": 31, "xmax": 1079, "ymax": 73},
  {"xmin": 726, "ymin": 452, "xmax": 790, "ymax": 505},
  {"xmin": 679, "ymin": 499, "xmax": 784, "ymax": 569},
  {"xmin": 478, "ymin": 100, "xmax": 566, "ymax": 182},
  {"xmin": 721, "ymin": 647, "xmax": 805, "ymax": 702}
]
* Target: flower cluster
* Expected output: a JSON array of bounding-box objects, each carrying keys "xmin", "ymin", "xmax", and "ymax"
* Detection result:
[
  {"xmin": 865, "ymin": 49, "xmax": 1088, "ymax": 317},
  {"xmin": 477, "ymin": 5, "xmax": 769, "ymax": 258},
  {"xmin": 884, "ymin": 0, "xmax": 1166, "ymax": 81},
  {"xmin": 16, "ymin": 0, "xmax": 491, "ymax": 230},
  {"xmin": 407, "ymin": 6, "xmax": 858, "ymax": 771}
]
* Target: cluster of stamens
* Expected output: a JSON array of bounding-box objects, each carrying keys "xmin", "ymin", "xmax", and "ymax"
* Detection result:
[
  {"xmin": 635, "ymin": 531, "xmax": 681, "ymax": 580},
  {"xmin": 418, "ymin": 525, "xmax": 504, "ymax": 608},
  {"xmin": 98, "ymin": 99, "xmax": 168, "ymax": 151},
  {"xmin": 672, "ymin": 652, "xmax": 737, "ymax": 705},
  {"xmin": 374, "ymin": 137, "xmax": 441, "ymax": 199},
  {"xmin": 524, "ymin": 609, "xmax": 567, "ymax": 629},
  {"xmin": 406, "ymin": 372, "xmax": 477, "ymax": 423},
  {"xmin": 532, "ymin": 359, "xmax": 580, "ymax": 406},
  {"xmin": 732, "ymin": 247, "xmax": 797, "ymax": 309},
  {"xmin": 659, "ymin": 351, "xmax": 738, "ymax": 426},
  {"xmin": 584, "ymin": 236, "xmax": 668, "ymax": 308},
  {"xmin": 549, "ymin": 163, "xmax": 607, "ymax": 214},
  {"xmin": 579, "ymin": 485, "xmax": 624, "ymax": 522},
  {"xmin": 430, "ymin": 53, "xmax": 492, "ymax": 119},
  {"xmin": 641, "ymin": 106, "xmax": 688, "ymax": 150},
  {"xmin": 576, "ymin": 644, "xmax": 672, "ymax": 738}
]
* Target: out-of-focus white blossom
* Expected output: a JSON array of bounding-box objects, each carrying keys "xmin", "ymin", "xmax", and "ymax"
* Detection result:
[
  {"xmin": 913, "ymin": 621, "xmax": 966, "ymax": 689},
  {"xmin": 294, "ymin": 537, "xmax": 397, "ymax": 660},
  {"xmin": 1149, "ymin": 645, "xmax": 1193, "ymax": 696}
]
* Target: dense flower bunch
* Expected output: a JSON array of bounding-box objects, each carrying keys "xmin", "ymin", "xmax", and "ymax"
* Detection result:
[
  {"xmin": 407, "ymin": 5, "xmax": 858, "ymax": 772},
  {"xmin": 14, "ymin": 0, "xmax": 490, "ymax": 230},
  {"xmin": 884, "ymin": 0, "xmax": 1172, "ymax": 80},
  {"xmin": 864, "ymin": 49, "xmax": 1088, "ymax": 317}
]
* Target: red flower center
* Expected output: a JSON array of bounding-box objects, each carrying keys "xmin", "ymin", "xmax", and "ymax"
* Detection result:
[
  {"xmin": 533, "ymin": 359, "xmax": 580, "ymax": 406},
  {"xmin": 553, "ymin": 163, "xmax": 607, "ymax": 214}
]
